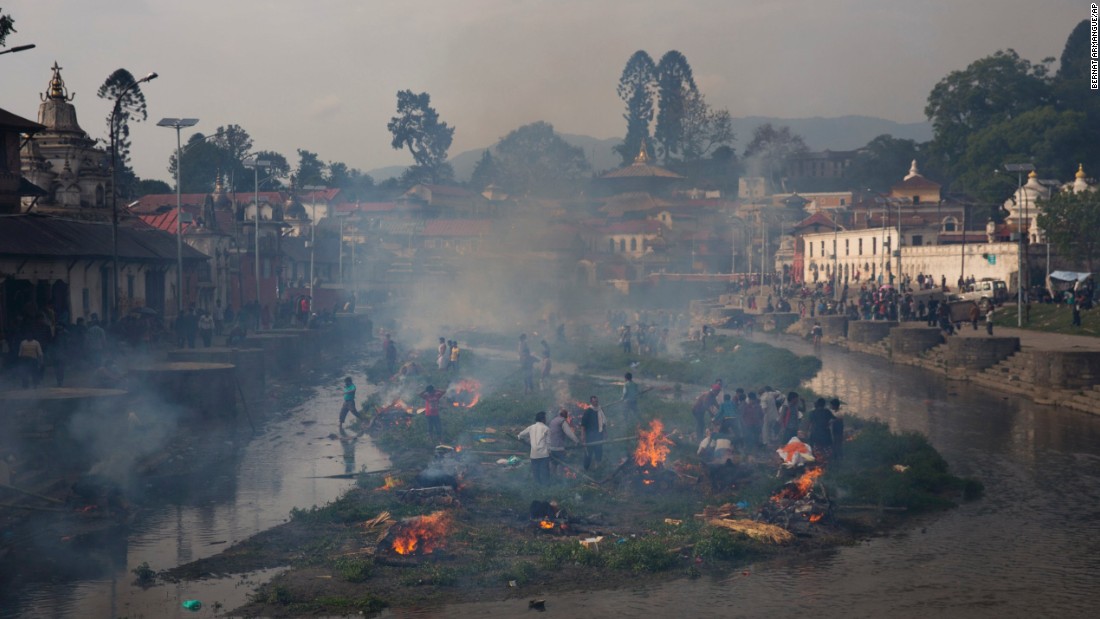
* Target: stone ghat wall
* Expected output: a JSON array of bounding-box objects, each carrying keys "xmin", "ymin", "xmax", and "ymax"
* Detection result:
[
  {"xmin": 849, "ymin": 321, "xmax": 897, "ymax": 344},
  {"xmin": 1022, "ymin": 351, "xmax": 1100, "ymax": 390},
  {"xmin": 945, "ymin": 337, "xmax": 1020, "ymax": 371},
  {"xmin": 890, "ymin": 326, "xmax": 944, "ymax": 355}
]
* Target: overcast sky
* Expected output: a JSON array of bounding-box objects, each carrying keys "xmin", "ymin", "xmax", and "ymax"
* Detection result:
[{"xmin": 1, "ymin": 0, "xmax": 1087, "ymax": 182}]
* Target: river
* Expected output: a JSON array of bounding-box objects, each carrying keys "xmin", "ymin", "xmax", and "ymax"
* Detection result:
[
  {"xmin": 6, "ymin": 335, "xmax": 1099, "ymax": 618},
  {"xmin": 384, "ymin": 335, "xmax": 1100, "ymax": 619},
  {"xmin": 2, "ymin": 367, "xmax": 389, "ymax": 619}
]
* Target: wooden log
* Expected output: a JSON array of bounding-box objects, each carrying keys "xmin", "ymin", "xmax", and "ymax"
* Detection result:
[{"xmin": 0, "ymin": 482, "xmax": 64, "ymax": 504}]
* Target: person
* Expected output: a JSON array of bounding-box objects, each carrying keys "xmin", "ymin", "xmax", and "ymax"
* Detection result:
[
  {"xmin": 226, "ymin": 322, "xmax": 247, "ymax": 346},
  {"xmin": 198, "ymin": 311, "xmax": 214, "ymax": 347},
  {"xmin": 420, "ymin": 384, "xmax": 445, "ymax": 444},
  {"xmin": 581, "ymin": 396, "xmax": 608, "ymax": 471},
  {"xmin": 213, "ymin": 300, "xmax": 225, "ymax": 336},
  {"xmin": 622, "ymin": 371, "xmax": 640, "ymax": 422},
  {"xmin": 691, "ymin": 384, "xmax": 720, "ymax": 440},
  {"xmin": 740, "ymin": 392, "xmax": 764, "ymax": 450},
  {"xmin": 829, "ymin": 398, "xmax": 845, "ymax": 461},
  {"xmin": 517, "ymin": 411, "xmax": 551, "ymax": 485},
  {"xmin": 778, "ymin": 392, "xmax": 803, "ymax": 442},
  {"xmin": 437, "ymin": 337, "xmax": 448, "ymax": 370},
  {"xmin": 759, "ymin": 385, "xmax": 781, "ymax": 445},
  {"xmin": 969, "ymin": 303, "xmax": 981, "ymax": 331},
  {"xmin": 714, "ymin": 392, "xmax": 737, "ymax": 429},
  {"xmin": 619, "ymin": 325, "xmax": 632, "ymax": 353},
  {"xmin": 1072, "ymin": 297, "xmax": 1082, "ymax": 327},
  {"xmin": 338, "ymin": 376, "xmax": 366, "ymax": 426},
  {"xmin": 811, "ymin": 321, "xmax": 823, "ymax": 346},
  {"xmin": 540, "ymin": 339, "xmax": 552, "ymax": 390},
  {"xmin": 802, "ymin": 397, "xmax": 837, "ymax": 453},
  {"xmin": 383, "ymin": 333, "xmax": 398, "ymax": 375},
  {"xmin": 449, "ymin": 339, "xmax": 461, "ymax": 372},
  {"xmin": 985, "ymin": 306, "xmax": 995, "ymax": 336},
  {"xmin": 519, "ymin": 336, "xmax": 537, "ymax": 394},
  {"xmin": 548, "ymin": 408, "xmax": 579, "ymax": 479},
  {"xmin": 85, "ymin": 315, "xmax": 107, "ymax": 368},
  {"xmin": 18, "ymin": 332, "xmax": 44, "ymax": 388}
]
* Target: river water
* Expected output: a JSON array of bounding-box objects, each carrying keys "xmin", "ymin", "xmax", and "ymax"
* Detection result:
[
  {"xmin": 384, "ymin": 335, "xmax": 1100, "ymax": 619},
  {"xmin": 6, "ymin": 336, "xmax": 1099, "ymax": 618},
  {"xmin": 2, "ymin": 368, "xmax": 389, "ymax": 619}
]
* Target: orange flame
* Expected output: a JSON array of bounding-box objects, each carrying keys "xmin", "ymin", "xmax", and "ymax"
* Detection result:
[
  {"xmin": 392, "ymin": 511, "xmax": 451, "ymax": 555},
  {"xmin": 808, "ymin": 513, "xmax": 824, "ymax": 523},
  {"xmin": 377, "ymin": 475, "xmax": 402, "ymax": 491},
  {"xmin": 448, "ymin": 379, "xmax": 482, "ymax": 408},
  {"xmin": 634, "ymin": 420, "xmax": 673, "ymax": 467},
  {"xmin": 772, "ymin": 467, "xmax": 824, "ymax": 503},
  {"xmin": 539, "ymin": 520, "xmax": 555, "ymax": 530}
]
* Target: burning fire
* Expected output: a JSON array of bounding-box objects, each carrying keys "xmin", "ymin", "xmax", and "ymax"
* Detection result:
[
  {"xmin": 772, "ymin": 467, "xmax": 824, "ymax": 503},
  {"xmin": 634, "ymin": 420, "xmax": 673, "ymax": 467},
  {"xmin": 377, "ymin": 475, "xmax": 402, "ymax": 491},
  {"xmin": 539, "ymin": 520, "xmax": 555, "ymax": 530},
  {"xmin": 448, "ymin": 379, "xmax": 482, "ymax": 408},
  {"xmin": 392, "ymin": 511, "xmax": 451, "ymax": 555},
  {"xmin": 808, "ymin": 513, "xmax": 824, "ymax": 523}
]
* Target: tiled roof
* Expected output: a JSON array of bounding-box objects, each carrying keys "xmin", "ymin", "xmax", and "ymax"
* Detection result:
[
  {"xmin": 791, "ymin": 211, "xmax": 841, "ymax": 232},
  {"xmin": 602, "ymin": 220, "xmax": 665, "ymax": 234},
  {"xmin": 0, "ymin": 107, "xmax": 45, "ymax": 132},
  {"xmin": 600, "ymin": 163, "xmax": 684, "ymax": 180},
  {"xmin": 421, "ymin": 219, "xmax": 493, "ymax": 237},
  {"xmin": 0, "ymin": 214, "xmax": 207, "ymax": 261}
]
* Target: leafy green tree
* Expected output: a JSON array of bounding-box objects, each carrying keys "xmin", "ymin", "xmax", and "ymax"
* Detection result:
[
  {"xmin": 1037, "ymin": 190, "xmax": 1100, "ymax": 272},
  {"xmin": 491, "ymin": 121, "xmax": 590, "ymax": 197},
  {"xmin": 614, "ymin": 50, "xmax": 657, "ymax": 166},
  {"xmin": 1056, "ymin": 19, "xmax": 1091, "ymax": 81},
  {"xmin": 169, "ymin": 133, "xmax": 223, "ymax": 193},
  {"xmin": 250, "ymin": 150, "xmax": 290, "ymax": 188},
  {"xmin": 98, "ymin": 69, "xmax": 151, "ymax": 200},
  {"xmin": 844, "ymin": 135, "xmax": 922, "ymax": 192},
  {"xmin": 654, "ymin": 51, "xmax": 697, "ymax": 162},
  {"xmin": 387, "ymin": 90, "xmax": 455, "ymax": 185},
  {"xmin": 292, "ymin": 149, "xmax": 326, "ymax": 188},
  {"xmin": 954, "ymin": 107, "xmax": 1090, "ymax": 204},
  {"xmin": 743, "ymin": 123, "xmax": 807, "ymax": 191},
  {"xmin": 136, "ymin": 179, "xmax": 172, "ymax": 195},
  {"xmin": 680, "ymin": 90, "xmax": 733, "ymax": 162},
  {"xmin": 469, "ymin": 150, "xmax": 499, "ymax": 191},
  {"xmin": 1, "ymin": 8, "xmax": 16, "ymax": 47},
  {"xmin": 924, "ymin": 50, "xmax": 1052, "ymax": 175}
]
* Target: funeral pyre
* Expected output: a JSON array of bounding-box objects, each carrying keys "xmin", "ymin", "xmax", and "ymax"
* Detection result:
[
  {"xmin": 446, "ymin": 379, "xmax": 482, "ymax": 408},
  {"xmin": 377, "ymin": 511, "xmax": 453, "ymax": 557},
  {"xmin": 756, "ymin": 466, "xmax": 832, "ymax": 532},
  {"xmin": 609, "ymin": 420, "xmax": 679, "ymax": 490}
]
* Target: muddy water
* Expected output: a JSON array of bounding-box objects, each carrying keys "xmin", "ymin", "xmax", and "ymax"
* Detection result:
[
  {"xmin": 4, "ymin": 369, "xmax": 389, "ymax": 619},
  {"xmin": 387, "ymin": 336, "xmax": 1100, "ymax": 619}
]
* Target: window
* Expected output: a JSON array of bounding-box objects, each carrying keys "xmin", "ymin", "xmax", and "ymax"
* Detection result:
[
  {"xmin": 942, "ymin": 217, "xmax": 957, "ymax": 232},
  {"xmin": 912, "ymin": 235, "xmax": 923, "ymax": 246},
  {"xmin": 127, "ymin": 275, "xmax": 134, "ymax": 299},
  {"xmin": 858, "ymin": 238, "xmax": 863, "ymax": 255},
  {"xmin": 872, "ymin": 238, "xmax": 877, "ymax": 255},
  {"xmin": 912, "ymin": 195, "xmax": 920, "ymax": 205},
  {"xmin": 609, "ymin": 239, "xmax": 615, "ymax": 252},
  {"xmin": 832, "ymin": 239, "xmax": 836, "ymax": 256},
  {"xmin": 845, "ymin": 239, "xmax": 850, "ymax": 256},
  {"xmin": 820, "ymin": 240, "xmax": 825, "ymax": 256},
  {"xmin": 619, "ymin": 239, "xmax": 625, "ymax": 252},
  {"xmin": 809, "ymin": 242, "xmax": 814, "ymax": 258},
  {"xmin": 630, "ymin": 238, "xmax": 637, "ymax": 252},
  {"xmin": 840, "ymin": 199, "xmax": 846, "ymax": 206}
]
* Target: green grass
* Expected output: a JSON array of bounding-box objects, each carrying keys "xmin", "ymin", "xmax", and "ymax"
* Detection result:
[{"xmin": 995, "ymin": 303, "xmax": 1100, "ymax": 336}]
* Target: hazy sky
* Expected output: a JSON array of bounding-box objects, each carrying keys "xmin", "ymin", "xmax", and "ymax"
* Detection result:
[{"xmin": 1, "ymin": 0, "xmax": 1087, "ymax": 182}]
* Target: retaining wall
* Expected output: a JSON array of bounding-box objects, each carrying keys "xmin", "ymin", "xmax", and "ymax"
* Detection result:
[
  {"xmin": 848, "ymin": 320, "xmax": 897, "ymax": 344},
  {"xmin": 890, "ymin": 326, "xmax": 944, "ymax": 355},
  {"xmin": 945, "ymin": 337, "xmax": 1020, "ymax": 371}
]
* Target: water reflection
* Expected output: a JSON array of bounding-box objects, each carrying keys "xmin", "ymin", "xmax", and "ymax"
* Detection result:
[
  {"xmin": 389, "ymin": 338, "xmax": 1100, "ymax": 618},
  {"xmin": 3, "ymin": 370, "xmax": 389, "ymax": 619}
]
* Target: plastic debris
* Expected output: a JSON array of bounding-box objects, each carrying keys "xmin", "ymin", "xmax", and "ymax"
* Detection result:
[{"xmin": 182, "ymin": 600, "xmax": 202, "ymax": 611}]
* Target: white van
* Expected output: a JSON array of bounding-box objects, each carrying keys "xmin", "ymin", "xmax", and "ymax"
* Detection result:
[{"xmin": 959, "ymin": 279, "xmax": 1008, "ymax": 310}]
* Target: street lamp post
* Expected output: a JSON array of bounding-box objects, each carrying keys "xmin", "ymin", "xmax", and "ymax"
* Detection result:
[
  {"xmin": 156, "ymin": 118, "xmax": 199, "ymax": 316},
  {"xmin": 303, "ymin": 185, "xmax": 325, "ymax": 316},
  {"xmin": 1004, "ymin": 163, "xmax": 1035, "ymax": 327},
  {"xmin": 244, "ymin": 158, "xmax": 271, "ymax": 327},
  {"xmin": 0, "ymin": 43, "xmax": 35, "ymax": 56},
  {"xmin": 896, "ymin": 197, "xmax": 902, "ymax": 320},
  {"xmin": 108, "ymin": 71, "xmax": 157, "ymax": 324}
]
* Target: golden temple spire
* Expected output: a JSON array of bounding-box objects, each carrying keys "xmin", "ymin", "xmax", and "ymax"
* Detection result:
[
  {"xmin": 1076, "ymin": 163, "xmax": 1086, "ymax": 179},
  {"xmin": 43, "ymin": 61, "xmax": 74, "ymax": 102},
  {"xmin": 634, "ymin": 141, "xmax": 650, "ymax": 165}
]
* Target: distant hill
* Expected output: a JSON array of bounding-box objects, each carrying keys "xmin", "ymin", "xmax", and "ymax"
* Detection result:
[{"xmin": 367, "ymin": 115, "xmax": 932, "ymax": 183}]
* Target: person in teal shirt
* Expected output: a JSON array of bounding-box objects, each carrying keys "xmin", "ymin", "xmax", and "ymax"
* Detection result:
[{"xmin": 339, "ymin": 376, "xmax": 365, "ymax": 425}]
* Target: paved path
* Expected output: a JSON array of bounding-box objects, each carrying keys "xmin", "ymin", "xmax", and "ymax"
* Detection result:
[{"xmin": 952, "ymin": 324, "xmax": 1100, "ymax": 351}]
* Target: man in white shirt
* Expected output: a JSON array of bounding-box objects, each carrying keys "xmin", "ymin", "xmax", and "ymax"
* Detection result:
[{"xmin": 518, "ymin": 411, "xmax": 551, "ymax": 485}]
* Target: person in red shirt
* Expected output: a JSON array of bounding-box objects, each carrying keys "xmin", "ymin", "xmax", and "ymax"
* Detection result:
[{"xmin": 420, "ymin": 384, "xmax": 445, "ymax": 444}]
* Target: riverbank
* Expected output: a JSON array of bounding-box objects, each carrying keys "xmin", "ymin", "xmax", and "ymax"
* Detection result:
[{"xmin": 163, "ymin": 332, "xmax": 980, "ymax": 617}]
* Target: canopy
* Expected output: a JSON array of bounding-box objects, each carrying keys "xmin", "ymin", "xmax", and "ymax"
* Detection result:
[{"xmin": 1049, "ymin": 271, "xmax": 1092, "ymax": 283}]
